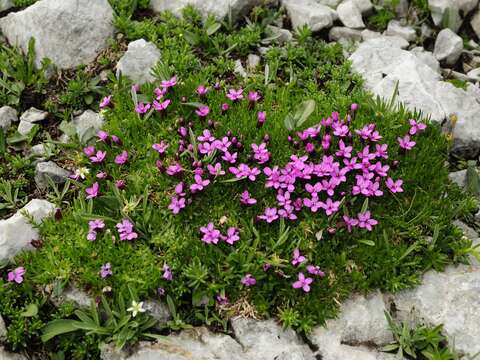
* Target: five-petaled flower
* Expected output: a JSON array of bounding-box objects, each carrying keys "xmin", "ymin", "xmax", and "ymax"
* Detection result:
[
  {"xmin": 7, "ymin": 267, "xmax": 26, "ymax": 284},
  {"xmin": 292, "ymin": 272, "xmax": 313, "ymax": 292},
  {"xmin": 127, "ymin": 300, "xmax": 146, "ymax": 317}
]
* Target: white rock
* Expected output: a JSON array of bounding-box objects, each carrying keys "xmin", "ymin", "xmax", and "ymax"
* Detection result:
[
  {"xmin": 309, "ymin": 291, "xmax": 392, "ymax": 359},
  {"xmin": 116, "ymin": 39, "xmax": 161, "ymax": 85},
  {"xmin": 329, "ymin": 27, "xmax": 363, "ymax": 42},
  {"xmin": 246, "ymin": 54, "xmax": 261, "ymax": 71},
  {"xmin": 0, "ymin": 314, "xmax": 6, "ymax": 342},
  {"xmin": 410, "ymin": 47, "xmax": 441, "ymax": 73},
  {"xmin": 448, "ymin": 169, "xmax": 467, "ymax": 188},
  {"xmin": 233, "ymin": 59, "xmax": 247, "ymax": 78},
  {"xmin": 466, "ymin": 83, "xmax": 480, "ymax": 104},
  {"xmin": 0, "ymin": 106, "xmax": 17, "ymax": 132},
  {"xmin": 337, "ymin": 0, "xmax": 365, "ymax": 28},
  {"xmin": 318, "ymin": 0, "xmax": 343, "ymax": 7},
  {"xmin": 150, "ymin": 0, "xmax": 262, "ymax": 22},
  {"xmin": 34, "ymin": 161, "xmax": 70, "ymax": 190},
  {"xmin": 0, "ymin": 0, "xmax": 13, "ymax": 12},
  {"xmin": 50, "ymin": 286, "xmax": 92, "ymax": 308},
  {"xmin": 472, "ymin": 10, "xmax": 480, "ymax": 38},
  {"xmin": 17, "ymin": 121, "xmax": 36, "ymax": 136},
  {"xmin": 428, "ymin": 0, "xmax": 462, "ymax": 31},
  {"xmin": 231, "ymin": 317, "xmax": 315, "ymax": 360},
  {"xmin": 282, "ymin": 0, "xmax": 338, "ymax": 32},
  {"xmin": 0, "ymin": 0, "xmax": 114, "ymax": 69},
  {"xmin": 467, "ymin": 68, "xmax": 480, "ymax": 82},
  {"xmin": 458, "ymin": 0, "xmax": 479, "ymax": 14},
  {"xmin": 0, "ymin": 348, "xmax": 27, "ymax": 360},
  {"xmin": 143, "ymin": 300, "xmax": 171, "ymax": 327},
  {"xmin": 73, "ymin": 110, "xmax": 104, "ymax": 144},
  {"xmin": 19, "ymin": 107, "xmax": 47, "ymax": 123},
  {"xmin": 101, "ymin": 327, "xmax": 245, "ymax": 360},
  {"xmin": 385, "ymin": 20, "xmax": 416, "ymax": 42},
  {"xmin": 393, "ymin": 265, "xmax": 480, "ymax": 356},
  {"xmin": 350, "ymin": 38, "xmax": 480, "ymax": 159},
  {"xmin": 266, "ymin": 25, "xmax": 293, "ymax": 44},
  {"xmin": 379, "ymin": 0, "xmax": 408, "ymax": 16},
  {"xmin": 0, "ymin": 199, "xmax": 55, "ymax": 261},
  {"xmin": 433, "ymin": 28, "xmax": 463, "ymax": 65}
]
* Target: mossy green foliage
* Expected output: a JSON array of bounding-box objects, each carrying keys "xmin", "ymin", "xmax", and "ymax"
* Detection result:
[{"xmin": 0, "ymin": 5, "xmax": 477, "ymax": 357}]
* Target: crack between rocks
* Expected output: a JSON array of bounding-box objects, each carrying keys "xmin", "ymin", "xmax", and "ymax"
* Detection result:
[{"xmin": 299, "ymin": 332, "xmax": 323, "ymax": 360}]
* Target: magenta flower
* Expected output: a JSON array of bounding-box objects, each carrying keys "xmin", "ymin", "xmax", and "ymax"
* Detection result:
[
  {"xmin": 87, "ymin": 232, "xmax": 97, "ymax": 241},
  {"xmin": 197, "ymin": 85, "xmax": 209, "ymax": 96},
  {"xmin": 221, "ymin": 103, "xmax": 230, "ymax": 112},
  {"xmin": 84, "ymin": 146, "xmax": 95, "ymax": 157},
  {"xmin": 375, "ymin": 144, "xmax": 388, "ymax": 159},
  {"xmin": 292, "ymin": 248, "xmax": 306, "ymax": 266},
  {"xmin": 89, "ymin": 150, "xmax": 107, "ymax": 164},
  {"xmin": 398, "ymin": 135, "xmax": 416, "ymax": 150},
  {"xmin": 131, "ymin": 84, "xmax": 140, "ymax": 92},
  {"xmin": 153, "ymin": 99, "xmax": 171, "ymax": 111},
  {"xmin": 116, "ymin": 219, "xmax": 138, "ymax": 241},
  {"xmin": 96, "ymin": 171, "xmax": 108, "ymax": 179},
  {"xmin": 160, "ymin": 76, "xmax": 177, "ymax": 89},
  {"xmin": 343, "ymin": 215, "xmax": 358, "ymax": 233},
  {"xmin": 198, "ymin": 129, "xmax": 215, "ymax": 142},
  {"xmin": 258, "ymin": 207, "xmax": 279, "ymax": 223},
  {"xmin": 207, "ymin": 163, "xmax": 225, "ymax": 176},
  {"xmin": 248, "ymin": 91, "xmax": 261, "ymax": 103},
  {"xmin": 162, "ymin": 264, "xmax": 173, "ymax": 281},
  {"xmin": 240, "ymin": 190, "xmax": 257, "ymax": 205},
  {"xmin": 224, "ymin": 227, "xmax": 240, "ymax": 245},
  {"xmin": 251, "ymin": 143, "xmax": 270, "ymax": 164},
  {"xmin": 332, "ymin": 122, "xmax": 349, "ymax": 137},
  {"xmin": 222, "ymin": 151, "xmax": 238, "ymax": 164},
  {"xmin": 168, "ymin": 196, "xmax": 186, "ymax": 214},
  {"xmin": 336, "ymin": 140, "xmax": 352, "ymax": 158},
  {"xmin": 190, "ymin": 175, "xmax": 210, "ymax": 193},
  {"xmin": 226, "ymin": 88, "xmax": 243, "ymax": 101},
  {"xmin": 135, "ymin": 102, "xmax": 151, "ymax": 114},
  {"xmin": 97, "ymin": 130, "xmax": 109, "ymax": 141},
  {"xmin": 175, "ymin": 182, "xmax": 186, "ymax": 197},
  {"xmin": 115, "ymin": 179, "xmax": 126, "ymax": 189},
  {"xmin": 320, "ymin": 198, "xmax": 340, "ymax": 216},
  {"xmin": 409, "ymin": 119, "xmax": 427, "ymax": 135},
  {"xmin": 386, "ymin": 178, "xmax": 404, "ymax": 193},
  {"xmin": 99, "ymin": 95, "xmax": 112, "ymax": 109},
  {"xmin": 357, "ymin": 211, "xmax": 378, "ymax": 231},
  {"xmin": 195, "ymin": 105, "xmax": 210, "ymax": 117},
  {"xmin": 111, "ymin": 134, "xmax": 121, "ymax": 144},
  {"xmin": 351, "ymin": 103, "xmax": 358, "ymax": 112},
  {"xmin": 307, "ymin": 265, "xmax": 325, "ymax": 277},
  {"xmin": 166, "ymin": 162, "xmax": 183, "ymax": 176},
  {"xmin": 241, "ymin": 274, "xmax": 256, "ymax": 286},
  {"xmin": 7, "ymin": 267, "xmax": 26, "ymax": 284},
  {"xmin": 292, "ymin": 272, "xmax": 313, "ymax": 292},
  {"xmin": 154, "ymin": 87, "xmax": 167, "ymax": 99},
  {"xmin": 100, "ymin": 263, "xmax": 112, "ymax": 278},
  {"xmin": 199, "ymin": 223, "xmax": 221, "ymax": 244},
  {"xmin": 216, "ymin": 294, "xmax": 229, "ymax": 305},
  {"xmin": 89, "ymin": 219, "xmax": 105, "ymax": 232},
  {"xmin": 86, "ymin": 182, "xmax": 100, "ymax": 199},
  {"xmin": 114, "ymin": 150, "xmax": 128, "ymax": 165},
  {"xmin": 152, "ymin": 141, "xmax": 169, "ymax": 155}
]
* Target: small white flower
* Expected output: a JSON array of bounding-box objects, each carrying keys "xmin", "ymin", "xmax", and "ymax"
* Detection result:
[
  {"xmin": 75, "ymin": 167, "xmax": 90, "ymax": 179},
  {"xmin": 127, "ymin": 300, "xmax": 145, "ymax": 318}
]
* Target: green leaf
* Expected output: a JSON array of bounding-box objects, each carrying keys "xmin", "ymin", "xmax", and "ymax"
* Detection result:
[
  {"xmin": 360, "ymin": 197, "xmax": 369, "ymax": 213},
  {"xmin": 21, "ymin": 303, "xmax": 38, "ymax": 317},
  {"xmin": 294, "ymin": 99, "xmax": 316, "ymax": 128},
  {"xmin": 0, "ymin": 128, "xmax": 6, "ymax": 154},
  {"xmin": 358, "ymin": 240, "xmax": 375, "ymax": 246},
  {"xmin": 206, "ymin": 22, "xmax": 221, "ymax": 36},
  {"xmin": 182, "ymin": 102, "xmax": 205, "ymax": 109},
  {"xmin": 466, "ymin": 161, "xmax": 480, "ymax": 197},
  {"xmin": 58, "ymin": 120, "xmax": 77, "ymax": 137},
  {"xmin": 41, "ymin": 320, "xmax": 81, "ymax": 342},
  {"xmin": 283, "ymin": 113, "xmax": 295, "ymax": 131},
  {"xmin": 7, "ymin": 132, "xmax": 28, "ymax": 145}
]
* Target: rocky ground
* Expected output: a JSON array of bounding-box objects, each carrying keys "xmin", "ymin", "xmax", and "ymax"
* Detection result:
[{"xmin": 1, "ymin": 0, "xmax": 480, "ymax": 359}]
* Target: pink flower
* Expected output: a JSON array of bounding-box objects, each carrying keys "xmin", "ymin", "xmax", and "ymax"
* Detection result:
[
  {"xmin": 216, "ymin": 294, "xmax": 229, "ymax": 305},
  {"xmin": 196, "ymin": 85, "xmax": 209, "ymax": 96},
  {"xmin": 292, "ymin": 248, "xmax": 306, "ymax": 266},
  {"xmin": 100, "ymin": 263, "xmax": 112, "ymax": 278},
  {"xmin": 163, "ymin": 264, "xmax": 173, "ymax": 281},
  {"xmin": 116, "ymin": 219, "xmax": 138, "ymax": 240},
  {"xmin": 86, "ymin": 182, "xmax": 100, "ymax": 199},
  {"xmin": 89, "ymin": 219, "xmax": 105, "ymax": 232},
  {"xmin": 99, "ymin": 95, "xmax": 112, "ymax": 108},
  {"xmin": 190, "ymin": 175, "xmax": 210, "ymax": 193},
  {"xmin": 97, "ymin": 130, "xmax": 109, "ymax": 141},
  {"xmin": 195, "ymin": 106, "xmax": 210, "ymax": 117},
  {"xmin": 292, "ymin": 272, "xmax": 313, "ymax": 292},
  {"xmin": 200, "ymin": 223, "xmax": 221, "ymax": 244},
  {"xmin": 87, "ymin": 232, "xmax": 97, "ymax": 241},
  {"xmin": 304, "ymin": 196, "xmax": 322, "ymax": 212},
  {"xmin": 409, "ymin": 119, "xmax": 427, "ymax": 135},
  {"xmin": 307, "ymin": 265, "xmax": 325, "ymax": 277},
  {"xmin": 357, "ymin": 211, "xmax": 378, "ymax": 231},
  {"xmin": 198, "ymin": 129, "xmax": 215, "ymax": 142},
  {"xmin": 154, "ymin": 87, "xmax": 167, "ymax": 99},
  {"xmin": 226, "ymin": 88, "xmax": 243, "ymax": 101},
  {"xmin": 166, "ymin": 163, "xmax": 183, "ymax": 176},
  {"xmin": 251, "ymin": 143, "xmax": 270, "ymax": 164},
  {"xmin": 207, "ymin": 163, "xmax": 225, "ymax": 176},
  {"xmin": 240, "ymin": 190, "xmax": 257, "ymax": 205},
  {"xmin": 224, "ymin": 227, "xmax": 240, "ymax": 245},
  {"xmin": 168, "ymin": 196, "xmax": 186, "ymax": 214},
  {"xmin": 84, "ymin": 146, "xmax": 95, "ymax": 157},
  {"xmin": 7, "ymin": 267, "xmax": 26, "ymax": 284},
  {"xmin": 89, "ymin": 150, "xmax": 107, "ymax": 164},
  {"xmin": 375, "ymin": 144, "xmax": 388, "ymax": 159},
  {"xmin": 343, "ymin": 215, "xmax": 358, "ymax": 232},
  {"xmin": 152, "ymin": 141, "xmax": 169, "ymax": 154},
  {"xmin": 135, "ymin": 102, "xmax": 151, "ymax": 114},
  {"xmin": 160, "ymin": 76, "xmax": 177, "ymax": 89},
  {"xmin": 248, "ymin": 91, "xmax": 261, "ymax": 103},
  {"xmin": 222, "ymin": 151, "xmax": 237, "ymax": 164},
  {"xmin": 319, "ymin": 198, "xmax": 340, "ymax": 216},
  {"xmin": 114, "ymin": 150, "xmax": 128, "ymax": 165},
  {"xmin": 386, "ymin": 178, "xmax": 403, "ymax": 193},
  {"xmin": 398, "ymin": 135, "xmax": 416, "ymax": 150},
  {"xmin": 153, "ymin": 99, "xmax": 171, "ymax": 111},
  {"xmin": 258, "ymin": 207, "xmax": 278, "ymax": 223},
  {"xmin": 175, "ymin": 182, "xmax": 186, "ymax": 197},
  {"xmin": 336, "ymin": 140, "xmax": 352, "ymax": 158},
  {"xmin": 115, "ymin": 180, "xmax": 126, "ymax": 189},
  {"xmin": 221, "ymin": 103, "xmax": 230, "ymax": 112},
  {"xmin": 241, "ymin": 274, "xmax": 256, "ymax": 286}
]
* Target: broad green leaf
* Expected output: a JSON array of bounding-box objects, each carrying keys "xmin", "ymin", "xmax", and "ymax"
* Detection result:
[
  {"xmin": 358, "ymin": 240, "xmax": 375, "ymax": 246},
  {"xmin": 294, "ymin": 99, "xmax": 316, "ymax": 128},
  {"xmin": 21, "ymin": 303, "xmax": 38, "ymax": 317},
  {"xmin": 41, "ymin": 320, "xmax": 81, "ymax": 342},
  {"xmin": 466, "ymin": 161, "xmax": 480, "ymax": 197},
  {"xmin": 206, "ymin": 23, "xmax": 221, "ymax": 36},
  {"xmin": 283, "ymin": 113, "xmax": 295, "ymax": 131},
  {"xmin": 360, "ymin": 197, "xmax": 369, "ymax": 213},
  {"xmin": 0, "ymin": 128, "xmax": 5, "ymax": 154}
]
